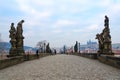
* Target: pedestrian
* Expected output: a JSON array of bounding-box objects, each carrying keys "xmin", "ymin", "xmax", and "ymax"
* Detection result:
[
  {"xmin": 54, "ymin": 49, "xmax": 56, "ymax": 55},
  {"xmin": 27, "ymin": 51, "xmax": 29, "ymax": 60},
  {"xmin": 36, "ymin": 49, "xmax": 39, "ymax": 58}
]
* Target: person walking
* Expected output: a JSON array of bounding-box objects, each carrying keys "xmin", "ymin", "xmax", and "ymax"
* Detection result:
[{"xmin": 36, "ymin": 49, "xmax": 39, "ymax": 58}]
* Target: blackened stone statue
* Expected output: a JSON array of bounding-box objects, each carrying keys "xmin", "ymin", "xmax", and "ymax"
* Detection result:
[
  {"xmin": 9, "ymin": 23, "xmax": 17, "ymax": 56},
  {"xmin": 16, "ymin": 20, "xmax": 25, "ymax": 55},
  {"xmin": 104, "ymin": 15, "xmax": 109, "ymax": 27}
]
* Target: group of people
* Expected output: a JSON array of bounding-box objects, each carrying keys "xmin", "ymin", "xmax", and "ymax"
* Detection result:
[
  {"xmin": 24, "ymin": 49, "xmax": 57, "ymax": 60},
  {"xmin": 36, "ymin": 49, "xmax": 57, "ymax": 57}
]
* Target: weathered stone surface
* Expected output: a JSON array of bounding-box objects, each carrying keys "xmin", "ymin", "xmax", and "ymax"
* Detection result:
[
  {"xmin": 9, "ymin": 23, "xmax": 17, "ymax": 56},
  {"xmin": 9, "ymin": 20, "xmax": 25, "ymax": 56},
  {"xmin": 16, "ymin": 20, "xmax": 25, "ymax": 55},
  {"xmin": 96, "ymin": 16, "xmax": 113, "ymax": 55},
  {"xmin": 98, "ymin": 55, "xmax": 120, "ymax": 69},
  {"xmin": 0, "ymin": 54, "xmax": 120, "ymax": 80},
  {"xmin": 0, "ymin": 56, "xmax": 24, "ymax": 70}
]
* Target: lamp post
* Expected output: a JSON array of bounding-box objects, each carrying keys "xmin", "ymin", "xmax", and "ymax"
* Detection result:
[{"xmin": 44, "ymin": 43, "xmax": 46, "ymax": 53}]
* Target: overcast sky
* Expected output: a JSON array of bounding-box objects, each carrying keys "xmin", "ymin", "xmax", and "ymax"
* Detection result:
[{"xmin": 0, "ymin": 0, "xmax": 120, "ymax": 47}]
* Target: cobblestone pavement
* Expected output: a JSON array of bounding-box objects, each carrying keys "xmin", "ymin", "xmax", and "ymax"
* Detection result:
[{"xmin": 0, "ymin": 54, "xmax": 120, "ymax": 80}]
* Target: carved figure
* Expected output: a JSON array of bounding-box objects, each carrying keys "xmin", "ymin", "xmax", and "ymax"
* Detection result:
[{"xmin": 96, "ymin": 15, "xmax": 113, "ymax": 55}]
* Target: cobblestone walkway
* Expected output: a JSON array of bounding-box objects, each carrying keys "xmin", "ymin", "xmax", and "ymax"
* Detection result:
[{"xmin": 0, "ymin": 54, "xmax": 120, "ymax": 80}]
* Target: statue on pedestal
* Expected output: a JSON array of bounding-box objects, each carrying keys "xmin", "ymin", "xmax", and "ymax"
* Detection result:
[
  {"xmin": 96, "ymin": 15, "xmax": 113, "ymax": 55},
  {"xmin": 9, "ymin": 23, "xmax": 17, "ymax": 56},
  {"xmin": 16, "ymin": 20, "xmax": 25, "ymax": 55},
  {"xmin": 9, "ymin": 20, "xmax": 25, "ymax": 56}
]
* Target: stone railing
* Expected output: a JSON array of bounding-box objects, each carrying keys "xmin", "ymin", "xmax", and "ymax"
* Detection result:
[
  {"xmin": 98, "ymin": 55, "xmax": 120, "ymax": 69},
  {"xmin": 24, "ymin": 53, "xmax": 51, "ymax": 61},
  {"xmin": 70, "ymin": 53, "xmax": 98, "ymax": 59},
  {"xmin": 0, "ymin": 53, "xmax": 52, "ymax": 70},
  {"xmin": 70, "ymin": 53, "xmax": 120, "ymax": 69},
  {"xmin": 79, "ymin": 53, "xmax": 98, "ymax": 59},
  {"xmin": 0, "ymin": 56, "xmax": 24, "ymax": 70}
]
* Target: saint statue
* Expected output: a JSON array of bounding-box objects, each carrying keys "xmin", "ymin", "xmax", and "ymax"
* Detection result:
[
  {"xmin": 104, "ymin": 15, "xmax": 109, "ymax": 27},
  {"xmin": 9, "ymin": 23, "xmax": 16, "ymax": 48},
  {"xmin": 16, "ymin": 20, "xmax": 25, "ymax": 54},
  {"xmin": 96, "ymin": 15, "xmax": 113, "ymax": 55},
  {"xmin": 9, "ymin": 23, "xmax": 16, "ymax": 39},
  {"xmin": 9, "ymin": 23, "xmax": 17, "ymax": 56},
  {"xmin": 16, "ymin": 20, "xmax": 24, "ymax": 37}
]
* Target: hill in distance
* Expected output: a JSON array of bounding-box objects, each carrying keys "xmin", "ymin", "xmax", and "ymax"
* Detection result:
[{"xmin": 0, "ymin": 42, "xmax": 36, "ymax": 53}]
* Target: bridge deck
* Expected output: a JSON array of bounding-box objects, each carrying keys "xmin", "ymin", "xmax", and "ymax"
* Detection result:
[{"xmin": 0, "ymin": 54, "xmax": 120, "ymax": 80}]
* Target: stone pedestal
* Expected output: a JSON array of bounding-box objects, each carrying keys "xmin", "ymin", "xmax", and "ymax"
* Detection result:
[
  {"xmin": 9, "ymin": 48, "xmax": 17, "ymax": 57},
  {"xmin": 16, "ymin": 47, "xmax": 24, "ymax": 55},
  {"xmin": 96, "ymin": 16, "xmax": 114, "ymax": 55}
]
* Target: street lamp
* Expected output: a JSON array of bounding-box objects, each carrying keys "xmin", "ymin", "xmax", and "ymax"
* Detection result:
[{"xmin": 44, "ymin": 43, "xmax": 46, "ymax": 53}]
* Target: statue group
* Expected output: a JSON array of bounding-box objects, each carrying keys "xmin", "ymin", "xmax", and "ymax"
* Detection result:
[
  {"xmin": 96, "ymin": 15, "xmax": 113, "ymax": 55},
  {"xmin": 9, "ymin": 16, "xmax": 113, "ymax": 56},
  {"xmin": 9, "ymin": 20, "xmax": 25, "ymax": 57}
]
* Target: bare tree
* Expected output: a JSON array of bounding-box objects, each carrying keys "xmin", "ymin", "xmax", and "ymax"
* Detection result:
[{"xmin": 36, "ymin": 40, "xmax": 47, "ymax": 53}]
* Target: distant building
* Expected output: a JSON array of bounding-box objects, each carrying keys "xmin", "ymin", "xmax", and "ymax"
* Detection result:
[
  {"xmin": 80, "ymin": 40, "xmax": 98, "ymax": 53},
  {"xmin": 112, "ymin": 43, "xmax": 120, "ymax": 55},
  {"xmin": 78, "ymin": 41, "xmax": 120, "ymax": 54},
  {"xmin": 87, "ymin": 40, "xmax": 98, "ymax": 50}
]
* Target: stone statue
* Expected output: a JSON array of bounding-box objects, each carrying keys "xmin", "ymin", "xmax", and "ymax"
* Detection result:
[
  {"xmin": 9, "ymin": 23, "xmax": 17, "ymax": 56},
  {"xmin": 104, "ymin": 15, "xmax": 109, "ymax": 27},
  {"xmin": 9, "ymin": 20, "xmax": 25, "ymax": 56},
  {"xmin": 16, "ymin": 20, "xmax": 24, "ymax": 36},
  {"xmin": 103, "ymin": 26, "xmax": 111, "ymax": 42},
  {"xmin": 96, "ymin": 33, "xmax": 103, "ymax": 54},
  {"xmin": 9, "ymin": 23, "xmax": 16, "ymax": 39},
  {"xmin": 96, "ymin": 15, "xmax": 113, "ymax": 55},
  {"xmin": 16, "ymin": 20, "xmax": 25, "ymax": 55}
]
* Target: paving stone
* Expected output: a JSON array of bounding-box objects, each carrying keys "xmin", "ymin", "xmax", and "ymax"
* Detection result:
[{"xmin": 0, "ymin": 54, "xmax": 120, "ymax": 80}]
